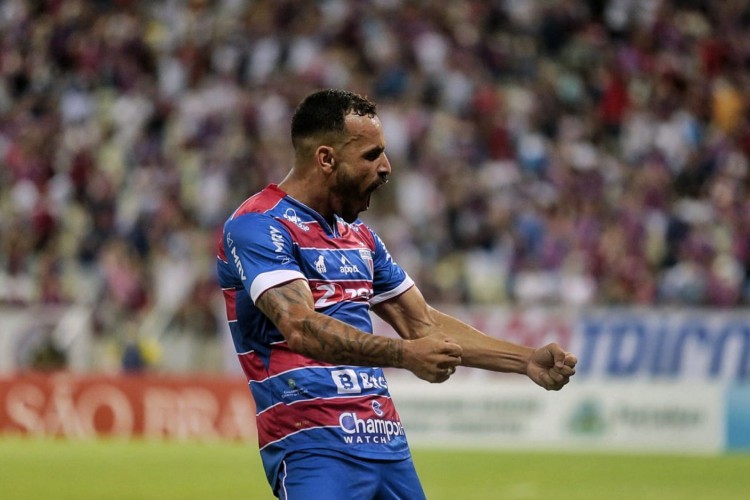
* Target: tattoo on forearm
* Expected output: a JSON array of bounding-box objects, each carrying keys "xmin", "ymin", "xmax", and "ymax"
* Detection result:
[
  {"xmin": 257, "ymin": 282, "xmax": 404, "ymax": 367},
  {"xmin": 300, "ymin": 316, "xmax": 404, "ymax": 367}
]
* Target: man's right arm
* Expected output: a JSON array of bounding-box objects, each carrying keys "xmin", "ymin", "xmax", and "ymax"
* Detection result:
[{"xmin": 255, "ymin": 278, "xmax": 462, "ymax": 383}]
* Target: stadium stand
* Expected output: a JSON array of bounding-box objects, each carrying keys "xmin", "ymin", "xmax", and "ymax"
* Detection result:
[{"xmin": 1, "ymin": 0, "xmax": 749, "ymax": 371}]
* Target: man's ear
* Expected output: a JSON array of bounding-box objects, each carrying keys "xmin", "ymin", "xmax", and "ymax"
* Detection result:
[{"xmin": 316, "ymin": 145, "xmax": 335, "ymax": 174}]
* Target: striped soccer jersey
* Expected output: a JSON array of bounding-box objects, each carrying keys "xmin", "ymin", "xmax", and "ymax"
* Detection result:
[{"xmin": 217, "ymin": 184, "xmax": 415, "ymax": 488}]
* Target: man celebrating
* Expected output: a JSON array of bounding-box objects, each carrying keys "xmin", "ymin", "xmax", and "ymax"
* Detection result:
[{"xmin": 217, "ymin": 89, "xmax": 577, "ymax": 499}]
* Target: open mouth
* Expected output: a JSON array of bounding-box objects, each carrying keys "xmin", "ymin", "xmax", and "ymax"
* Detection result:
[
  {"xmin": 365, "ymin": 178, "xmax": 388, "ymax": 209},
  {"xmin": 364, "ymin": 176, "xmax": 389, "ymax": 211}
]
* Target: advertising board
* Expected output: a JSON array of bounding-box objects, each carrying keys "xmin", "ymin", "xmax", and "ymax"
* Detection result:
[
  {"xmin": 0, "ymin": 372, "xmax": 255, "ymax": 441},
  {"xmin": 388, "ymin": 376, "xmax": 725, "ymax": 454}
]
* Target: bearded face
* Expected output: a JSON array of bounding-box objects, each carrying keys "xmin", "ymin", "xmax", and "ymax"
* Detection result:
[{"xmin": 328, "ymin": 114, "xmax": 391, "ymax": 223}]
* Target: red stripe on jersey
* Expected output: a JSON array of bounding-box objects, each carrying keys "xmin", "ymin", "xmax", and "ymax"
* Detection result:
[
  {"xmin": 346, "ymin": 222, "xmax": 377, "ymax": 249},
  {"xmin": 223, "ymin": 289, "xmax": 238, "ymax": 321},
  {"xmin": 237, "ymin": 351, "xmax": 268, "ymax": 381},
  {"xmin": 257, "ymin": 395, "xmax": 400, "ymax": 448},
  {"xmin": 293, "ymin": 222, "xmax": 374, "ymax": 250},
  {"xmin": 231, "ymin": 184, "xmax": 285, "ymax": 219},
  {"xmin": 268, "ymin": 344, "xmax": 334, "ymax": 374},
  {"xmin": 291, "ymin": 225, "xmax": 336, "ymax": 248},
  {"xmin": 239, "ymin": 344, "xmax": 333, "ymax": 383},
  {"xmin": 217, "ymin": 237, "xmax": 227, "ymax": 262}
]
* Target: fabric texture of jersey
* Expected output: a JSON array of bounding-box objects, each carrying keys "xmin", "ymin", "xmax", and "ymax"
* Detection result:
[{"xmin": 216, "ymin": 184, "xmax": 415, "ymax": 489}]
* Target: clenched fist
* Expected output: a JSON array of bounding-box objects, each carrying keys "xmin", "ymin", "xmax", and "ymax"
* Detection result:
[
  {"xmin": 526, "ymin": 343, "xmax": 577, "ymax": 391},
  {"xmin": 403, "ymin": 334, "xmax": 462, "ymax": 383}
]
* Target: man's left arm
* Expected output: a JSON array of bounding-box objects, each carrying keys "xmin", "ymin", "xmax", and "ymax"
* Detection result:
[{"xmin": 372, "ymin": 285, "xmax": 577, "ymax": 391}]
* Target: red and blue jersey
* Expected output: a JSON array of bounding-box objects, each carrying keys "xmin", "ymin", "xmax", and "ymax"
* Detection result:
[{"xmin": 216, "ymin": 184, "xmax": 414, "ymax": 488}]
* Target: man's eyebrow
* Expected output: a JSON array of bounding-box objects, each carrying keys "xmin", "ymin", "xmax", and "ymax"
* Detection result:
[{"xmin": 363, "ymin": 146, "xmax": 385, "ymax": 159}]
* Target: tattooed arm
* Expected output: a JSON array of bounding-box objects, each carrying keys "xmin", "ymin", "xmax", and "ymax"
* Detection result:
[
  {"xmin": 373, "ymin": 285, "xmax": 577, "ymax": 391},
  {"xmin": 255, "ymin": 279, "xmax": 462, "ymax": 383}
]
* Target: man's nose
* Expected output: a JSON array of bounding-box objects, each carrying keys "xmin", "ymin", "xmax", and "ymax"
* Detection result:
[{"xmin": 379, "ymin": 154, "xmax": 392, "ymax": 176}]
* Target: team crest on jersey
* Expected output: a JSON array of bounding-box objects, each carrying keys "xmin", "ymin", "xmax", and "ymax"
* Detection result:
[{"xmin": 359, "ymin": 248, "xmax": 373, "ymax": 274}]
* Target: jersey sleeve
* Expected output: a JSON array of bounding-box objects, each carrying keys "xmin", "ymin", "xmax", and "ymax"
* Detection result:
[
  {"xmin": 223, "ymin": 213, "xmax": 306, "ymax": 303},
  {"xmin": 368, "ymin": 228, "xmax": 414, "ymax": 305}
]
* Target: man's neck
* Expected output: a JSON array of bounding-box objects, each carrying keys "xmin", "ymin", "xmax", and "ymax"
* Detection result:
[{"xmin": 278, "ymin": 171, "xmax": 335, "ymax": 226}]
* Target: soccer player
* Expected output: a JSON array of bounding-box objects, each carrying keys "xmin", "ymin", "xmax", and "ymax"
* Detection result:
[{"xmin": 217, "ymin": 89, "xmax": 577, "ymax": 499}]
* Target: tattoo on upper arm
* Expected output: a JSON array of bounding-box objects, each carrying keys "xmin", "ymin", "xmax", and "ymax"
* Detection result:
[{"xmin": 255, "ymin": 280, "xmax": 311, "ymax": 319}]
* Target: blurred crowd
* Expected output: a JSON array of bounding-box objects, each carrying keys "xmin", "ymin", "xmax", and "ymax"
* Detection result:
[{"xmin": 1, "ymin": 0, "xmax": 749, "ymax": 357}]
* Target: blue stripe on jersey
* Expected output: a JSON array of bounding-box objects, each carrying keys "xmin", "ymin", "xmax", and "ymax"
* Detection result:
[
  {"xmin": 315, "ymin": 301, "xmax": 373, "ymax": 333},
  {"xmin": 250, "ymin": 366, "xmax": 391, "ymax": 413}
]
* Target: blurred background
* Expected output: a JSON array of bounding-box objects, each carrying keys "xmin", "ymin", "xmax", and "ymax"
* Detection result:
[{"xmin": 1, "ymin": 0, "xmax": 749, "ymax": 458}]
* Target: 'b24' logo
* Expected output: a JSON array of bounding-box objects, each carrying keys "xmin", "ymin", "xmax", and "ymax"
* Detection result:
[{"xmin": 331, "ymin": 369, "xmax": 361, "ymax": 394}]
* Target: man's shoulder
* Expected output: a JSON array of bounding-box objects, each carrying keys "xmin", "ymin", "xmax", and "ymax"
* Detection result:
[{"xmin": 230, "ymin": 184, "xmax": 286, "ymax": 221}]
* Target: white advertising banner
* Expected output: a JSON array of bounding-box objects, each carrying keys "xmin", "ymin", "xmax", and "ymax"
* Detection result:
[{"xmin": 387, "ymin": 375, "xmax": 725, "ymax": 454}]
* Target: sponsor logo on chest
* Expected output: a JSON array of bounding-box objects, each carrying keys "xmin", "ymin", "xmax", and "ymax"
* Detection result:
[{"xmin": 339, "ymin": 255, "xmax": 360, "ymax": 274}]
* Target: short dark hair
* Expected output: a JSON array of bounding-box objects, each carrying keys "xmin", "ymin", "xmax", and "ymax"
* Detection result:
[{"xmin": 291, "ymin": 89, "xmax": 377, "ymax": 148}]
